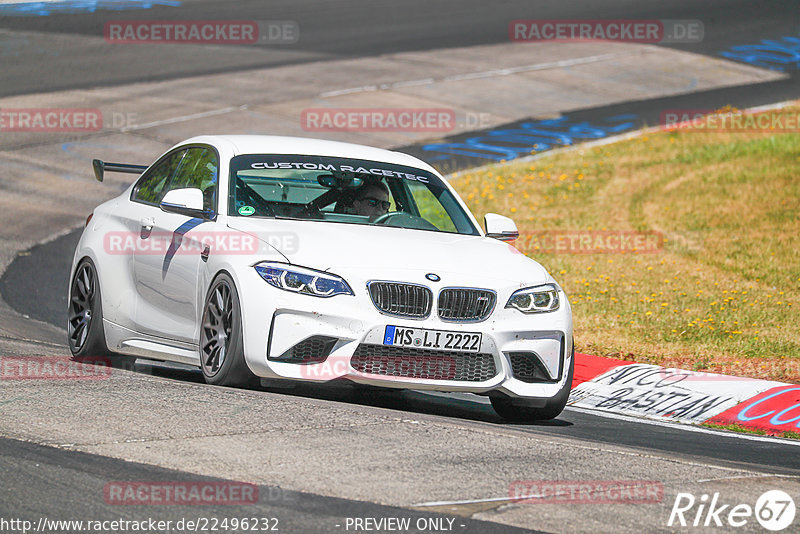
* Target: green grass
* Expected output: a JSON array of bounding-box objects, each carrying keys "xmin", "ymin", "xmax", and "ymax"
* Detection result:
[{"xmin": 450, "ymin": 106, "xmax": 800, "ymax": 382}]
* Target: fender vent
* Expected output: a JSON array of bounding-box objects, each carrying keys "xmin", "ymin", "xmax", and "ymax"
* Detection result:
[{"xmin": 508, "ymin": 352, "xmax": 557, "ymax": 383}]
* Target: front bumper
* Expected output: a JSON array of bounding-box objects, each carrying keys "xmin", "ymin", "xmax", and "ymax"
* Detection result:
[{"xmin": 239, "ymin": 270, "xmax": 573, "ymax": 401}]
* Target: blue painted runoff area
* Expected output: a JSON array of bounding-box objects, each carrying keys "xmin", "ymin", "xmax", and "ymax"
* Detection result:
[{"xmin": 0, "ymin": 0, "xmax": 181, "ymax": 17}]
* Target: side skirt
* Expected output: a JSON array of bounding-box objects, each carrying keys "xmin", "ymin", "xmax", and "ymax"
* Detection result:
[{"xmin": 103, "ymin": 319, "xmax": 200, "ymax": 366}]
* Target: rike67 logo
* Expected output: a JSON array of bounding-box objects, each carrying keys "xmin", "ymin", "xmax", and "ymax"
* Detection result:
[{"xmin": 668, "ymin": 490, "xmax": 796, "ymax": 531}]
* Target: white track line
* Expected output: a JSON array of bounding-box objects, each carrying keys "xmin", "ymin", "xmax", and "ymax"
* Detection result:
[
  {"xmin": 564, "ymin": 406, "xmax": 800, "ymax": 447},
  {"xmin": 697, "ymin": 474, "xmax": 800, "ymax": 483},
  {"xmin": 412, "ymin": 472, "xmax": 800, "ymax": 508},
  {"xmin": 419, "ymin": 390, "xmax": 799, "ymax": 445},
  {"xmin": 319, "ymin": 53, "xmax": 618, "ymax": 98},
  {"xmin": 413, "ymin": 496, "xmax": 519, "ymax": 507},
  {"xmin": 119, "ymin": 105, "xmax": 249, "ymax": 133}
]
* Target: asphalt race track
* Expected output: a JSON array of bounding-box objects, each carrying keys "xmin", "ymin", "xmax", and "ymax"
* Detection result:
[
  {"xmin": 1, "ymin": 1, "xmax": 799, "ymax": 533},
  {"xmin": 1, "ymin": 0, "xmax": 798, "ymax": 97},
  {"xmin": 6, "ymin": 226, "xmax": 800, "ymax": 475},
  {"xmin": 0, "ymin": 437, "xmax": 536, "ymax": 534}
]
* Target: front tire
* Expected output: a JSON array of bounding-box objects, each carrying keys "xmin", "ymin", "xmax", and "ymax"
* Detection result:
[
  {"xmin": 200, "ymin": 273, "xmax": 256, "ymax": 387},
  {"xmin": 68, "ymin": 258, "xmax": 134, "ymax": 369},
  {"xmin": 491, "ymin": 345, "xmax": 575, "ymax": 421}
]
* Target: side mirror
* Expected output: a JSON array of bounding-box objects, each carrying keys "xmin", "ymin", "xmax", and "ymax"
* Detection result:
[
  {"xmin": 484, "ymin": 213, "xmax": 519, "ymax": 241},
  {"xmin": 160, "ymin": 188, "xmax": 211, "ymax": 219}
]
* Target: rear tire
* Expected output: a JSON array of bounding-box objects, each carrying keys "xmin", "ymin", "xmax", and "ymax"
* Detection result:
[
  {"xmin": 200, "ymin": 273, "xmax": 256, "ymax": 387},
  {"xmin": 491, "ymin": 344, "xmax": 575, "ymax": 421},
  {"xmin": 67, "ymin": 258, "xmax": 135, "ymax": 370}
]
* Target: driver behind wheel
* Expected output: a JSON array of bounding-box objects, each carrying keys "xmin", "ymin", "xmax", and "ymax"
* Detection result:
[{"xmin": 351, "ymin": 180, "xmax": 391, "ymax": 220}]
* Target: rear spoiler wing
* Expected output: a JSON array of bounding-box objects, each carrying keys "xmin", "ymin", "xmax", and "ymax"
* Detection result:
[{"xmin": 92, "ymin": 159, "xmax": 148, "ymax": 182}]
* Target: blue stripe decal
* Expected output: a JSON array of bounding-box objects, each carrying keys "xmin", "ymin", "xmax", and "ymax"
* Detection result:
[{"xmin": 162, "ymin": 217, "xmax": 204, "ymax": 279}]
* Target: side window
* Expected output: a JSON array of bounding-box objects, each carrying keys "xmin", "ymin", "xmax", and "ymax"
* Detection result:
[
  {"xmin": 408, "ymin": 182, "xmax": 457, "ymax": 232},
  {"xmin": 169, "ymin": 147, "xmax": 219, "ymax": 212},
  {"xmin": 132, "ymin": 150, "xmax": 186, "ymax": 205}
]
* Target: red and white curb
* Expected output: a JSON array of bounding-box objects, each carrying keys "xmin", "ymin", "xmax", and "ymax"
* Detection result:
[{"xmin": 569, "ymin": 354, "xmax": 800, "ymax": 436}]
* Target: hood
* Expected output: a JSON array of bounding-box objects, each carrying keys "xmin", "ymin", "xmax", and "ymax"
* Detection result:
[{"xmin": 227, "ymin": 217, "xmax": 549, "ymax": 287}]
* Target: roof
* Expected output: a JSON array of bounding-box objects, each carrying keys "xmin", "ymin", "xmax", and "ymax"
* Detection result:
[{"xmin": 177, "ymin": 135, "xmax": 439, "ymax": 174}]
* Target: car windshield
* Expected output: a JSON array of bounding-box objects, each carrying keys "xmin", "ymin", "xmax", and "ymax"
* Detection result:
[{"xmin": 228, "ymin": 154, "xmax": 479, "ymax": 235}]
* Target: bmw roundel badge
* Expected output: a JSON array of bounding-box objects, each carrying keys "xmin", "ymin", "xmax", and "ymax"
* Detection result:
[{"xmin": 425, "ymin": 273, "xmax": 441, "ymax": 282}]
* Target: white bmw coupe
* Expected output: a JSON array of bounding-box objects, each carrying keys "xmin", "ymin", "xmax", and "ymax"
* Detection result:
[{"xmin": 69, "ymin": 135, "xmax": 573, "ymax": 420}]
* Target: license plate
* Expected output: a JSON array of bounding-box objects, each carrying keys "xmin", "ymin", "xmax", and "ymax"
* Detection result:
[{"xmin": 382, "ymin": 326, "xmax": 482, "ymax": 352}]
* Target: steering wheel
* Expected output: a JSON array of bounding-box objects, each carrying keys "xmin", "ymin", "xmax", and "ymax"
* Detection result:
[
  {"xmin": 372, "ymin": 211, "xmax": 404, "ymax": 225},
  {"xmin": 372, "ymin": 211, "xmax": 439, "ymax": 231}
]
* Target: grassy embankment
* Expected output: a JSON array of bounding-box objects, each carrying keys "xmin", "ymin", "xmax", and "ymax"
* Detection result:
[{"xmin": 450, "ymin": 106, "xmax": 799, "ymax": 382}]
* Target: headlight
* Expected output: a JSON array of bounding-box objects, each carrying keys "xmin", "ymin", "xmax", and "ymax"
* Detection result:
[
  {"xmin": 254, "ymin": 262, "xmax": 353, "ymax": 297},
  {"xmin": 506, "ymin": 284, "xmax": 560, "ymax": 313}
]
